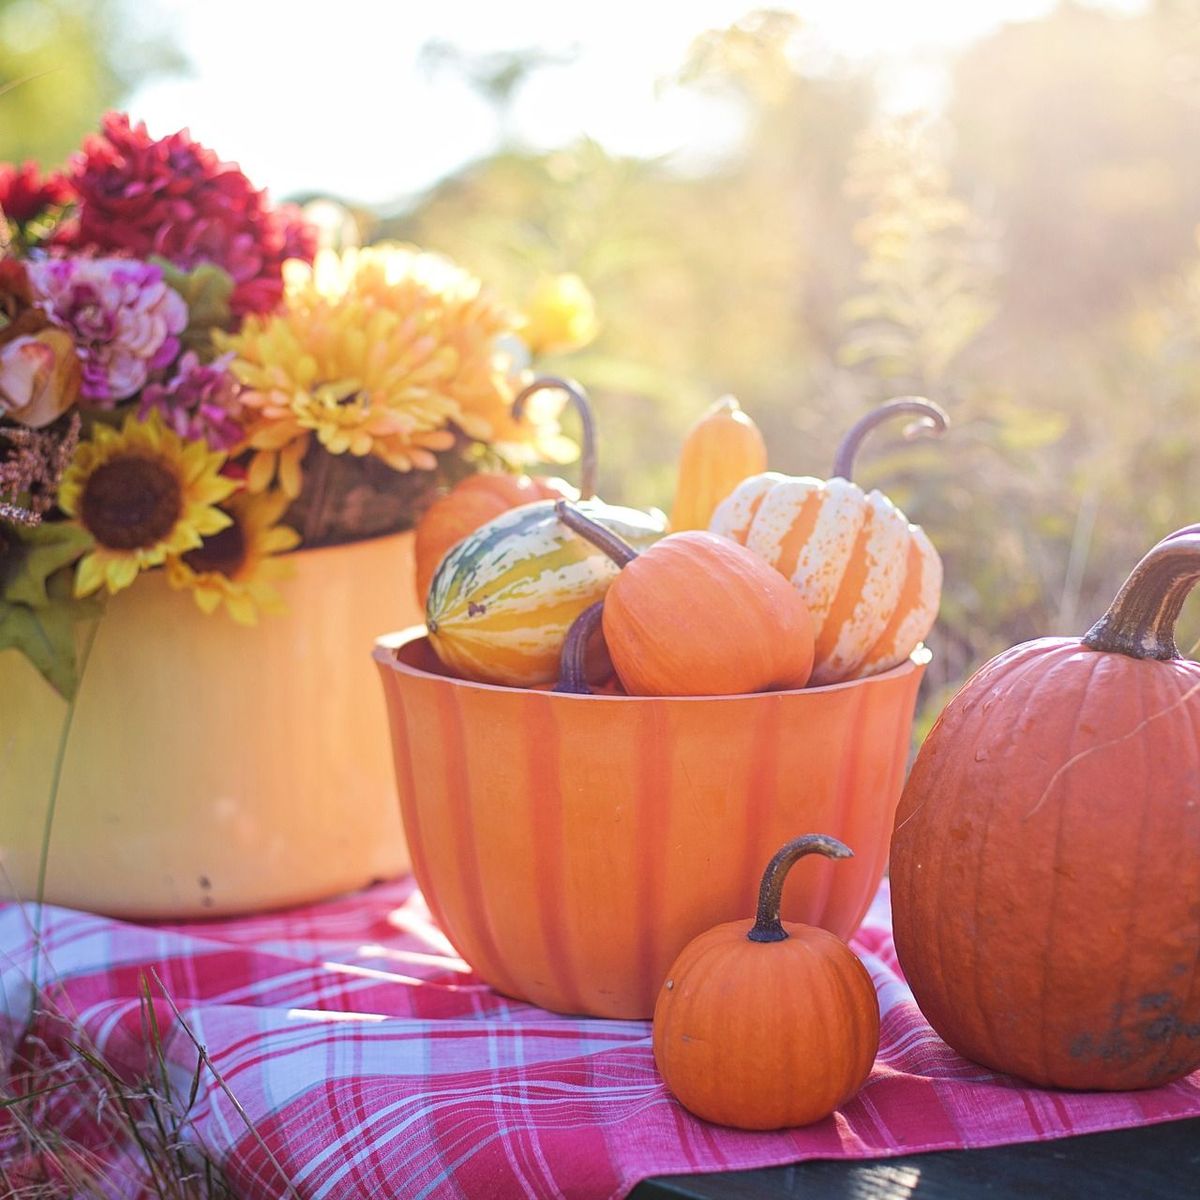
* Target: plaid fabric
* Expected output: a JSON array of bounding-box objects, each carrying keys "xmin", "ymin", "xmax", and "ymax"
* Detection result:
[{"xmin": 2, "ymin": 878, "xmax": 1198, "ymax": 1199}]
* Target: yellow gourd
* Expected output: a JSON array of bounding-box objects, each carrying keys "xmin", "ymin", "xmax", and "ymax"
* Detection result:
[{"xmin": 669, "ymin": 396, "xmax": 767, "ymax": 532}]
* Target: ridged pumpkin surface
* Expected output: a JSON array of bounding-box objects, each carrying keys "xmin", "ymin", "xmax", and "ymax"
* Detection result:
[
  {"xmin": 890, "ymin": 637, "xmax": 1200, "ymax": 1090},
  {"xmin": 374, "ymin": 630, "xmax": 927, "ymax": 1018},
  {"xmin": 653, "ymin": 920, "xmax": 879, "ymax": 1129},
  {"xmin": 669, "ymin": 395, "xmax": 768, "ymax": 532},
  {"xmin": 600, "ymin": 530, "xmax": 814, "ymax": 696},
  {"xmin": 710, "ymin": 472, "xmax": 941, "ymax": 685},
  {"xmin": 426, "ymin": 499, "xmax": 665, "ymax": 687}
]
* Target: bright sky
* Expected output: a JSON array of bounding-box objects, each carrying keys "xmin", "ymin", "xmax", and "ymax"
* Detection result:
[{"xmin": 125, "ymin": 0, "xmax": 1145, "ymax": 206}]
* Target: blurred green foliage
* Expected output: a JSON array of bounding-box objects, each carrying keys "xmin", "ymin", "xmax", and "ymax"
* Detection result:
[
  {"xmin": 385, "ymin": 3, "xmax": 1200, "ymax": 720},
  {"xmin": 0, "ymin": 0, "xmax": 179, "ymax": 165},
  {"xmin": 9, "ymin": 0, "xmax": 1200, "ymax": 724}
]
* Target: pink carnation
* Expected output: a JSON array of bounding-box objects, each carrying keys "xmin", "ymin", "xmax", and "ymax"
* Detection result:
[
  {"xmin": 138, "ymin": 351, "xmax": 246, "ymax": 449},
  {"xmin": 64, "ymin": 112, "xmax": 316, "ymax": 320},
  {"xmin": 27, "ymin": 257, "xmax": 187, "ymax": 405}
]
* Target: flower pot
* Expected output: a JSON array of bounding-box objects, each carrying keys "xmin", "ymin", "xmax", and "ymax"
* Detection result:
[
  {"xmin": 374, "ymin": 629, "xmax": 928, "ymax": 1019},
  {"xmin": 1, "ymin": 533, "xmax": 421, "ymax": 918}
]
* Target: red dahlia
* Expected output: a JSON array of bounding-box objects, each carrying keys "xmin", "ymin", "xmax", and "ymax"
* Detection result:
[
  {"xmin": 0, "ymin": 162, "xmax": 75, "ymax": 224},
  {"xmin": 66, "ymin": 113, "xmax": 315, "ymax": 320}
]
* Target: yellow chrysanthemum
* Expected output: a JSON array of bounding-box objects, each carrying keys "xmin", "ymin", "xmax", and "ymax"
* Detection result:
[
  {"xmin": 165, "ymin": 489, "xmax": 301, "ymax": 624},
  {"xmin": 58, "ymin": 412, "xmax": 236, "ymax": 597},
  {"xmin": 519, "ymin": 273, "xmax": 600, "ymax": 357},
  {"xmin": 216, "ymin": 244, "xmax": 565, "ymax": 496}
]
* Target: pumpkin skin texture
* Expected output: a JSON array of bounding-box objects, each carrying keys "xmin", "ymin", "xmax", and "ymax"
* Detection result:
[
  {"xmin": 412, "ymin": 376, "xmax": 597, "ymax": 605},
  {"xmin": 556, "ymin": 503, "xmax": 814, "ymax": 697},
  {"xmin": 710, "ymin": 399, "xmax": 947, "ymax": 686},
  {"xmin": 653, "ymin": 836, "xmax": 880, "ymax": 1130},
  {"xmin": 669, "ymin": 395, "xmax": 768, "ymax": 533},
  {"xmin": 890, "ymin": 527, "xmax": 1200, "ymax": 1091},
  {"xmin": 425, "ymin": 499, "xmax": 665, "ymax": 688}
]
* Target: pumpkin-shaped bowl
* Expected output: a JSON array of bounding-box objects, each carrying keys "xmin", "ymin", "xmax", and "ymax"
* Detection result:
[{"xmin": 374, "ymin": 628, "xmax": 928, "ymax": 1019}]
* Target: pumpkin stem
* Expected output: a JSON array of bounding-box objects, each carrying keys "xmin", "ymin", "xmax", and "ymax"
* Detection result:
[
  {"xmin": 1082, "ymin": 525, "xmax": 1200, "ymax": 660},
  {"xmin": 512, "ymin": 376, "xmax": 598, "ymax": 500},
  {"xmin": 555, "ymin": 500, "xmax": 639, "ymax": 567},
  {"xmin": 747, "ymin": 835, "xmax": 854, "ymax": 943},
  {"xmin": 832, "ymin": 397, "xmax": 949, "ymax": 482},
  {"xmin": 555, "ymin": 601, "xmax": 605, "ymax": 694}
]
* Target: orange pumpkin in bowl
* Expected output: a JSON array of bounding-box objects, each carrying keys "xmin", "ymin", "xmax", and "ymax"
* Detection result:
[
  {"xmin": 555, "ymin": 501, "xmax": 814, "ymax": 697},
  {"xmin": 412, "ymin": 376, "xmax": 596, "ymax": 605},
  {"xmin": 374, "ymin": 627, "xmax": 928, "ymax": 1018}
]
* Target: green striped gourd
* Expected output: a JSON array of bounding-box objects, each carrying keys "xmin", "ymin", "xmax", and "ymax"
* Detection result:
[{"xmin": 426, "ymin": 499, "xmax": 666, "ymax": 687}]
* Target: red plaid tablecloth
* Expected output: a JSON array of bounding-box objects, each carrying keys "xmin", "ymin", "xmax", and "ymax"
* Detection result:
[{"xmin": 2, "ymin": 877, "xmax": 1199, "ymax": 1199}]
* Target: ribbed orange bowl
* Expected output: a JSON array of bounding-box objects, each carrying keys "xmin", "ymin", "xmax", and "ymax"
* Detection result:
[{"xmin": 374, "ymin": 629, "xmax": 928, "ymax": 1019}]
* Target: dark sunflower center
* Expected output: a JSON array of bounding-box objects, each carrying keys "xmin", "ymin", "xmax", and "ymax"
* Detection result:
[
  {"xmin": 183, "ymin": 519, "xmax": 246, "ymax": 578},
  {"xmin": 79, "ymin": 455, "xmax": 183, "ymax": 550}
]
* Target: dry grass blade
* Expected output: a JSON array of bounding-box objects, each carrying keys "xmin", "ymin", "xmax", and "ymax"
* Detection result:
[
  {"xmin": 151, "ymin": 969, "xmax": 303, "ymax": 1200},
  {"xmin": 1, "ymin": 987, "xmax": 237, "ymax": 1199},
  {"xmin": 0, "ymin": 1077, "xmax": 76, "ymax": 1107},
  {"xmin": 0, "ymin": 69, "xmax": 62, "ymax": 101}
]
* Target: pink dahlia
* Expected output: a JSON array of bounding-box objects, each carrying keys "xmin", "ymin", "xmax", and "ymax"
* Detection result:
[
  {"xmin": 138, "ymin": 351, "xmax": 246, "ymax": 450},
  {"xmin": 65, "ymin": 112, "xmax": 316, "ymax": 320},
  {"xmin": 0, "ymin": 162, "xmax": 75, "ymax": 225},
  {"xmin": 27, "ymin": 257, "xmax": 187, "ymax": 405}
]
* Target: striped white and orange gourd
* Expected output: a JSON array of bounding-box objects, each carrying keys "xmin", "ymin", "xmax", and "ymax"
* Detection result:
[
  {"xmin": 426, "ymin": 499, "xmax": 666, "ymax": 687},
  {"xmin": 710, "ymin": 398, "xmax": 947, "ymax": 686}
]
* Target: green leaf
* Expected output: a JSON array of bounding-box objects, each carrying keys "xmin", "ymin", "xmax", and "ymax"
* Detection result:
[
  {"xmin": 0, "ymin": 587, "xmax": 78, "ymax": 698},
  {"xmin": 2, "ymin": 520, "xmax": 93, "ymax": 608},
  {"xmin": 0, "ymin": 523, "xmax": 103, "ymax": 698},
  {"xmin": 151, "ymin": 258, "xmax": 236, "ymax": 359}
]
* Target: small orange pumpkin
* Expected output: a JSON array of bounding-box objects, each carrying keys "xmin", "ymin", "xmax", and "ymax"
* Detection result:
[
  {"xmin": 709, "ymin": 398, "xmax": 947, "ymax": 686},
  {"xmin": 556, "ymin": 501, "xmax": 814, "ymax": 696},
  {"xmin": 413, "ymin": 376, "xmax": 596, "ymax": 605},
  {"xmin": 653, "ymin": 835, "xmax": 880, "ymax": 1130},
  {"xmin": 890, "ymin": 526, "xmax": 1200, "ymax": 1091},
  {"xmin": 669, "ymin": 395, "xmax": 767, "ymax": 532}
]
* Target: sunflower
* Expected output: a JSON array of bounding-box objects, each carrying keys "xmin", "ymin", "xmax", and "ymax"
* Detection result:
[
  {"xmin": 58, "ymin": 412, "xmax": 237, "ymax": 597},
  {"xmin": 165, "ymin": 489, "xmax": 300, "ymax": 624},
  {"xmin": 216, "ymin": 245, "xmax": 566, "ymax": 496}
]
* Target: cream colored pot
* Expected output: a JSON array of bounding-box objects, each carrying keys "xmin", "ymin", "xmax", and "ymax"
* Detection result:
[{"xmin": 0, "ymin": 533, "xmax": 419, "ymax": 918}]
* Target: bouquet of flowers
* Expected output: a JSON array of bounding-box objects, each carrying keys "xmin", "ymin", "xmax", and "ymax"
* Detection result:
[{"xmin": 0, "ymin": 112, "xmax": 595, "ymax": 699}]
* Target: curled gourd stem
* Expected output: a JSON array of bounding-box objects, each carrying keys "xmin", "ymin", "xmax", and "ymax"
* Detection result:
[
  {"xmin": 747, "ymin": 835, "xmax": 854, "ymax": 944},
  {"xmin": 555, "ymin": 601, "xmax": 606, "ymax": 694},
  {"xmin": 512, "ymin": 376, "xmax": 598, "ymax": 500},
  {"xmin": 1082, "ymin": 526, "xmax": 1200, "ymax": 660},
  {"xmin": 832, "ymin": 397, "xmax": 950, "ymax": 482},
  {"xmin": 554, "ymin": 500, "xmax": 639, "ymax": 567}
]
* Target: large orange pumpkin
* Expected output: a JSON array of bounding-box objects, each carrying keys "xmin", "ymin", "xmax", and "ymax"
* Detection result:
[
  {"xmin": 412, "ymin": 376, "xmax": 595, "ymax": 604},
  {"xmin": 709, "ymin": 398, "xmax": 947, "ymax": 686},
  {"xmin": 653, "ymin": 835, "xmax": 879, "ymax": 1130},
  {"xmin": 556, "ymin": 501, "xmax": 814, "ymax": 696},
  {"xmin": 669, "ymin": 395, "xmax": 767, "ymax": 532},
  {"xmin": 890, "ymin": 525, "xmax": 1200, "ymax": 1090}
]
